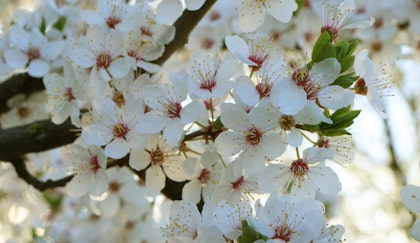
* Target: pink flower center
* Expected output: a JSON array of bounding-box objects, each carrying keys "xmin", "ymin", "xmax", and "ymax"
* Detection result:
[
  {"xmin": 232, "ymin": 176, "xmax": 244, "ymax": 190},
  {"xmin": 27, "ymin": 47, "xmax": 40, "ymax": 60},
  {"xmin": 290, "ymin": 158, "xmax": 309, "ymax": 177},
  {"xmin": 245, "ymin": 126, "xmax": 262, "ymax": 146},
  {"xmin": 140, "ymin": 26, "xmax": 153, "ymax": 37},
  {"xmin": 113, "ymin": 123, "xmax": 129, "ymax": 139},
  {"xmin": 65, "ymin": 87, "xmax": 75, "ymax": 102},
  {"xmin": 150, "ymin": 147, "xmax": 164, "ymax": 166},
  {"xmin": 106, "ymin": 16, "xmax": 122, "ymax": 29},
  {"xmin": 291, "ymin": 68, "xmax": 319, "ymax": 100},
  {"xmin": 167, "ymin": 102, "xmax": 182, "ymax": 118},
  {"xmin": 200, "ymin": 78, "xmax": 217, "ymax": 92},
  {"xmin": 127, "ymin": 49, "xmax": 141, "ymax": 62},
  {"xmin": 273, "ymin": 224, "xmax": 293, "ymax": 241},
  {"xmin": 90, "ymin": 155, "xmax": 100, "ymax": 173},
  {"xmin": 96, "ymin": 51, "xmax": 112, "ymax": 69},
  {"xmin": 354, "ymin": 78, "xmax": 368, "ymax": 95},
  {"xmin": 256, "ymin": 81, "xmax": 273, "ymax": 99},
  {"xmin": 198, "ymin": 168, "xmax": 211, "ymax": 184},
  {"xmin": 321, "ymin": 25, "xmax": 338, "ymax": 41}
]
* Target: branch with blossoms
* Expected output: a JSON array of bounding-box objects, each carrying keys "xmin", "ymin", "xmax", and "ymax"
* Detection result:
[{"xmin": 0, "ymin": 0, "xmax": 410, "ymax": 242}]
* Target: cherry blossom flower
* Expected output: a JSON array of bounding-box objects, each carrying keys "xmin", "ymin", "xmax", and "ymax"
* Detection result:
[
  {"xmin": 182, "ymin": 150, "xmax": 223, "ymax": 204},
  {"xmin": 215, "ymin": 102, "xmax": 286, "ymax": 162},
  {"xmin": 225, "ymin": 35, "xmax": 273, "ymax": 73},
  {"xmin": 320, "ymin": 0, "xmax": 375, "ymax": 41},
  {"xmin": 80, "ymin": 0, "xmax": 139, "ymax": 32},
  {"xmin": 317, "ymin": 135, "xmax": 355, "ymax": 165},
  {"xmin": 124, "ymin": 28, "xmax": 162, "ymax": 73},
  {"xmin": 129, "ymin": 134, "xmax": 186, "ymax": 193},
  {"xmin": 188, "ymin": 53, "xmax": 235, "ymax": 99},
  {"xmin": 234, "ymin": 54, "xmax": 287, "ymax": 106},
  {"xmin": 259, "ymin": 147, "xmax": 341, "ymax": 198},
  {"xmin": 270, "ymin": 58, "xmax": 354, "ymax": 115},
  {"xmin": 264, "ymin": 102, "xmax": 332, "ymax": 147},
  {"xmin": 212, "ymin": 159, "xmax": 260, "ymax": 205},
  {"xmin": 69, "ymin": 25, "xmax": 133, "ymax": 81},
  {"xmin": 61, "ymin": 143, "xmax": 108, "ymax": 198},
  {"xmin": 137, "ymin": 72, "xmax": 204, "ymax": 147},
  {"xmin": 237, "ymin": 0, "xmax": 298, "ymax": 32},
  {"xmin": 81, "ymin": 97, "xmax": 148, "ymax": 159},
  {"xmin": 213, "ymin": 200, "xmax": 253, "ymax": 240},
  {"xmin": 4, "ymin": 26, "xmax": 64, "ymax": 77},
  {"xmin": 354, "ymin": 49, "xmax": 393, "ymax": 118},
  {"xmin": 401, "ymin": 184, "xmax": 420, "ymax": 240},
  {"xmin": 248, "ymin": 193, "xmax": 326, "ymax": 242},
  {"xmin": 43, "ymin": 60, "xmax": 83, "ymax": 126},
  {"xmin": 163, "ymin": 200, "xmax": 225, "ymax": 242}
]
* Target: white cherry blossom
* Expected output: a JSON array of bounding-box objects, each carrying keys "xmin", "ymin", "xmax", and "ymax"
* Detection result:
[
  {"xmin": 61, "ymin": 143, "xmax": 108, "ymax": 198},
  {"xmin": 81, "ymin": 97, "xmax": 148, "ymax": 159},
  {"xmin": 259, "ymin": 147, "xmax": 341, "ymax": 198},
  {"xmin": 238, "ymin": 0, "xmax": 298, "ymax": 33}
]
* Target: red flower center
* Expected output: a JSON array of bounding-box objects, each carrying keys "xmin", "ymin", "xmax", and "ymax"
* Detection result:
[
  {"xmin": 290, "ymin": 158, "xmax": 309, "ymax": 177},
  {"xmin": 106, "ymin": 16, "xmax": 122, "ymax": 29},
  {"xmin": 96, "ymin": 51, "xmax": 112, "ymax": 69},
  {"xmin": 245, "ymin": 126, "xmax": 262, "ymax": 146}
]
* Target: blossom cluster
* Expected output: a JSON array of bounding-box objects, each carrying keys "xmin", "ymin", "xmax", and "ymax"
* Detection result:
[{"xmin": 1, "ymin": 0, "xmax": 416, "ymax": 242}]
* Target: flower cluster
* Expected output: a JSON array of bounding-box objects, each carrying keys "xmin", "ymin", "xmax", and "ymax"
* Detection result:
[{"xmin": 3, "ymin": 0, "xmax": 417, "ymax": 242}]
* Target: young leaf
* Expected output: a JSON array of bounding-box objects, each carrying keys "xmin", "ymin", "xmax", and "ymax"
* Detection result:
[
  {"xmin": 53, "ymin": 16, "xmax": 67, "ymax": 31},
  {"xmin": 239, "ymin": 220, "xmax": 268, "ymax": 243}
]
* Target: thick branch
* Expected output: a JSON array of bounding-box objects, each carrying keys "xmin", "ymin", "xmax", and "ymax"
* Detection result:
[
  {"xmin": 9, "ymin": 157, "xmax": 73, "ymax": 191},
  {"xmin": 0, "ymin": 118, "xmax": 78, "ymax": 161},
  {"xmin": 0, "ymin": 73, "xmax": 43, "ymax": 114}
]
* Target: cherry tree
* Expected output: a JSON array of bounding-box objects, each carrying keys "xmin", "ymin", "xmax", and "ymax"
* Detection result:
[{"xmin": 0, "ymin": 0, "xmax": 418, "ymax": 242}]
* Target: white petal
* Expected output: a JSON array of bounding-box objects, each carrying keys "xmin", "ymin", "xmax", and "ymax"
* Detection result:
[
  {"xmin": 410, "ymin": 219, "xmax": 420, "ymax": 240},
  {"xmin": 259, "ymin": 164, "xmax": 291, "ymax": 192},
  {"xmin": 80, "ymin": 10, "xmax": 106, "ymax": 26},
  {"xmin": 271, "ymin": 79, "xmax": 307, "ymax": 115},
  {"xmin": 156, "ymin": 0, "xmax": 183, "ymax": 25},
  {"xmin": 185, "ymin": 0, "xmax": 205, "ymax": 10},
  {"xmin": 303, "ymin": 147, "xmax": 334, "ymax": 163},
  {"xmin": 4, "ymin": 49, "xmax": 27, "ymax": 68},
  {"xmin": 215, "ymin": 131, "xmax": 244, "ymax": 157},
  {"xmin": 238, "ymin": 1, "xmax": 265, "ymax": 32},
  {"xmin": 69, "ymin": 47, "xmax": 95, "ymax": 68},
  {"xmin": 220, "ymin": 103, "xmax": 250, "ymax": 131},
  {"xmin": 309, "ymin": 166, "xmax": 341, "ymax": 195},
  {"xmin": 66, "ymin": 175, "xmax": 90, "ymax": 198},
  {"xmin": 163, "ymin": 120, "xmax": 184, "ymax": 147},
  {"xmin": 318, "ymin": 85, "xmax": 354, "ymax": 110},
  {"xmin": 224, "ymin": 36, "xmax": 254, "ymax": 65},
  {"xmin": 108, "ymin": 58, "xmax": 131, "ymax": 78},
  {"xmin": 401, "ymin": 185, "xmax": 420, "ymax": 213},
  {"xmin": 182, "ymin": 181, "xmax": 202, "ymax": 204},
  {"xmin": 105, "ymin": 139, "xmax": 130, "ymax": 159},
  {"xmin": 146, "ymin": 166, "xmax": 166, "ymax": 193},
  {"xmin": 41, "ymin": 40, "xmax": 65, "ymax": 60},
  {"xmin": 129, "ymin": 149, "xmax": 151, "ymax": 171},
  {"xmin": 266, "ymin": 0, "xmax": 297, "ymax": 23},
  {"xmin": 99, "ymin": 194, "xmax": 120, "ymax": 218},
  {"xmin": 310, "ymin": 58, "xmax": 341, "ymax": 86},
  {"xmin": 287, "ymin": 128, "xmax": 303, "ymax": 147},
  {"xmin": 28, "ymin": 59, "xmax": 49, "ymax": 77},
  {"xmin": 82, "ymin": 124, "xmax": 112, "ymax": 146}
]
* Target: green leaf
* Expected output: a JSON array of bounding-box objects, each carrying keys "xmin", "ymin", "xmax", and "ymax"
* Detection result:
[
  {"xmin": 42, "ymin": 192, "xmax": 62, "ymax": 212},
  {"xmin": 312, "ymin": 31, "xmax": 334, "ymax": 63},
  {"xmin": 338, "ymin": 55, "xmax": 355, "ymax": 73},
  {"xmin": 239, "ymin": 220, "xmax": 268, "ymax": 243},
  {"xmin": 39, "ymin": 17, "xmax": 46, "ymax": 33},
  {"xmin": 334, "ymin": 40, "xmax": 349, "ymax": 59},
  {"xmin": 332, "ymin": 73, "xmax": 359, "ymax": 88},
  {"xmin": 53, "ymin": 16, "xmax": 67, "ymax": 31},
  {"xmin": 212, "ymin": 116, "xmax": 223, "ymax": 130},
  {"xmin": 322, "ymin": 129, "xmax": 352, "ymax": 136},
  {"xmin": 347, "ymin": 40, "xmax": 359, "ymax": 56}
]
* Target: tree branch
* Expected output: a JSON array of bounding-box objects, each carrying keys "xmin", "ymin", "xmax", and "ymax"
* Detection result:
[
  {"xmin": 0, "ymin": 73, "xmax": 43, "ymax": 114},
  {"xmin": 9, "ymin": 157, "xmax": 73, "ymax": 191},
  {"xmin": 0, "ymin": 118, "xmax": 78, "ymax": 161}
]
